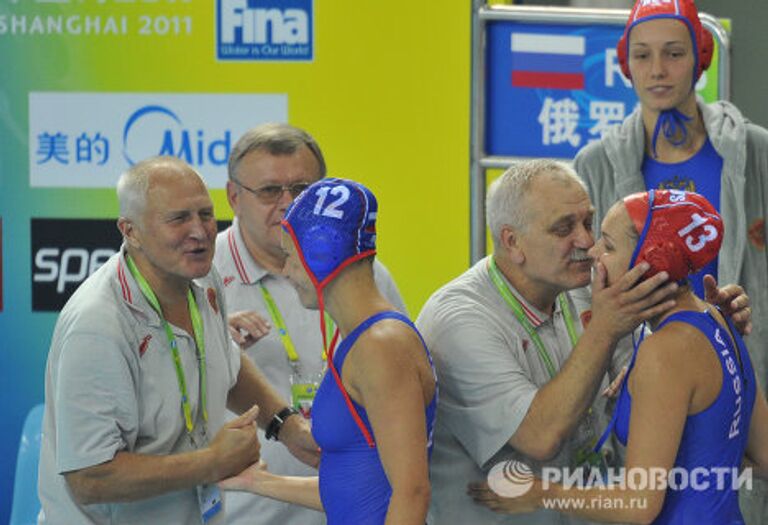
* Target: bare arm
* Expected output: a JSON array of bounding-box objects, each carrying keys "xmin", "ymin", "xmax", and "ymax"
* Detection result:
[
  {"xmin": 66, "ymin": 405, "xmax": 261, "ymax": 505},
  {"xmin": 345, "ymin": 323, "xmax": 435, "ymax": 525},
  {"xmin": 227, "ymin": 350, "xmax": 320, "ymax": 467},
  {"xmin": 573, "ymin": 329, "xmax": 692, "ymax": 522},
  {"xmin": 227, "ymin": 350, "xmax": 288, "ymax": 426},
  {"xmin": 471, "ymin": 330, "xmax": 693, "ymax": 523},
  {"xmin": 219, "ymin": 461, "xmax": 323, "ymax": 511},
  {"xmin": 221, "ymin": 320, "xmax": 436, "ymax": 522},
  {"xmin": 508, "ymin": 262, "xmax": 676, "ymax": 461}
]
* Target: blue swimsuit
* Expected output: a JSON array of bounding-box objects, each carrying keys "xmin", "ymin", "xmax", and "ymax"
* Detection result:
[
  {"xmin": 611, "ymin": 310, "xmax": 756, "ymax": 524},
  {"xmin": 311, "ymin": 311, "xmax": 438, "ymax": 525}
]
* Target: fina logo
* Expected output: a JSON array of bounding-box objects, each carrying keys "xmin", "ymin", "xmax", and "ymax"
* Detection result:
[
  {"xmin": 217, "ymin": 0, "xmax": 313, "ymax": 61},
  {"xmin": 122, "ymin": 105, "xmax": 231, "ymax": 167}
]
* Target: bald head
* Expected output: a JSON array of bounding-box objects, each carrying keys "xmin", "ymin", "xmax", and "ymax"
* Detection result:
[{"xmin": 117, "ymin": 156, "xmax": 205, "ymax": 225}]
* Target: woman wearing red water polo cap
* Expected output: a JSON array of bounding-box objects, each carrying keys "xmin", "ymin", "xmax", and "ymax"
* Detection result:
[
  {"xmin": 469, "ymin": 190, "xmax": 768, "ymax": 524},
  {"xmin": 576, "ymin": 0, "xmax": 768, "ymax": 304},
  {"xmin": 574, "ymin": 2, "xmax": 768, "ymax": 518}
]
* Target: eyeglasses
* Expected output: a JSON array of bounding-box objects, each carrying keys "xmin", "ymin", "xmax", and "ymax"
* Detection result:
[{"xmin": 233, "ymin": 179, "xmax": 312, "ymax": 204}]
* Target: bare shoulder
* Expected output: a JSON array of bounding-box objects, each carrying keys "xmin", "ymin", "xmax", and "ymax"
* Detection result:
[
  {"xmin": 641, "ymin": 320, "xmax": 709, "ymax": 356},
  {"xmin": 350, "ymin": 318, "xmax": 425, "ymax": 370},
  {"xmin": 633, "ymin": 322, "xmax": 708, "ymax": 384},
  {"xmin": 342, "ymin": 317, "xmax": 434, "ymax": 401}
]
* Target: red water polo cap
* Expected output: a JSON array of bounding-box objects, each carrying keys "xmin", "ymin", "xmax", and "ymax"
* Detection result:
[
  {"xmin": 617, "ymin": 0, "xmax": 714, "ymax": 84},
  {"xmin": 624, "ymin": 189, "xmax": 723, "ymax": 281}
]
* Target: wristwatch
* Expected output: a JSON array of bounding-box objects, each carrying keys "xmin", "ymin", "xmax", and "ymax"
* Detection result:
[{"xmin": 265, "ymin": 406, "xmax": 299, "ymax": 441}]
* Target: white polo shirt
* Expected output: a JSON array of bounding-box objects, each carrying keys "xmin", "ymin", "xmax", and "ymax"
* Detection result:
[
  {"xmin": 214, "ymin": 219, "xmax": 408, "ymax": 525},
  {"xmin": 39, "ymin": 247, "xmax": 240, "ymax": 525},
  {"xmin": 417, "ymin": 257, "xmax": 621, "ymax": 525}
]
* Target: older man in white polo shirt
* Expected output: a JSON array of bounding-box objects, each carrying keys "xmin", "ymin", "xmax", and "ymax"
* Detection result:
[
  {"xmin": 214, "ymin": 123, "xmax": 407, "ymax": 525},
  {"xmin": 419, "ymin": 160, "xmax": 752, "ymax": 525},
  {"xmin": 417, "ymin": 160, "xmax": 681, "ymax": 525},
  {"xmin": 39, "ymin": 156, "xmax": 317, "ymax": 525}
]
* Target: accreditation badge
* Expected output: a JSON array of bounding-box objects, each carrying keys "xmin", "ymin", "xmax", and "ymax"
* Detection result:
[
  {"xmin": 571, "ymin": 410, "xmax": 609, "ymax": 485},
  {"xmin": 290, "ymin": 366, "xmax": 321, "ymax": 419},
  {"xmin": 573, "ymin": 444, "xmax": 609, "ymax": 483},
  {"xmin": 197, "ymin": 483, "xmax": 222, "ymax": 523},
  {"xmin": 290, "ymin": 382, "xmax": 318, "ymax": 418}
]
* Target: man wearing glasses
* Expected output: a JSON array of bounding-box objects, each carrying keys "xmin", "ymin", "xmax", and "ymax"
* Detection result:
[{"xmin": 213, "ymin": 123, "xmax": 407, "ymax": 525}]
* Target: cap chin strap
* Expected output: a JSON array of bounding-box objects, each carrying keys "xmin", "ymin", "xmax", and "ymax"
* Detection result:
[
  {"xmin": 302, "ymin": 253, "xmax": 376, "ymax": 449},
  {"xmin": 281, "ymin": 219, "xmax": 378, "ymax": 448},
  {"xmin": 650, "ymin": 107, "xmax": 693, "ymax": 158},
  {"xmin": 316, "ymin": 283, "xmax": 376, "ymax": 448},
  {"xmin": 628, "ymin": 190, "xmax": 656, "ymax": 271}
]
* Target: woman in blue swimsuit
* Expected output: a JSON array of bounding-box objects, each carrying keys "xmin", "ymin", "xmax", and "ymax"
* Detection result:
[
  {"xmin": 470, "ymin": 189, "xmax": 768, "ymax": 524},
  {"xmin": 220, "ymin": 178, "xmax": 437, "ymax": 525}
]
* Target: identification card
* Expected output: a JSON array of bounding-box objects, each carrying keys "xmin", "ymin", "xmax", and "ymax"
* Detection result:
[
  {"xmin": 573, "ymin": 446, "xmax": 609, "ymax": 487},
  {"xmin": 197, "ymin": 483, "xmax": 222, "ymax": 524},
  {"xmin": 291, "ymin": 381, "xmax": 318, "ymax": 419}
]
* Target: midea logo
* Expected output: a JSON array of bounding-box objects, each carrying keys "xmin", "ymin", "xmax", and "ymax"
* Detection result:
[{"xmin": 122, "ymin": 105, "xmax": 231, "ymax": 167}]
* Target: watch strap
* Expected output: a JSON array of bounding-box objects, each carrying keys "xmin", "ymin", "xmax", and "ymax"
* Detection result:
[{"xmin": 265, "ymin": 406, "xmax": 299, "ymax": 441}]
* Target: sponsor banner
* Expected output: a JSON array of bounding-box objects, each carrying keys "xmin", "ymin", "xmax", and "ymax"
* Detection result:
[
  {"xmin": 0, "ymin": 0, "xmax": 195, "ymax": 38},
  {"xmin": 31, "ymin": 219, "xmax": 122, "ymax": 312},
  {"xmin": 29, "ymin": 92, "xmax": 288, "ymax": 189},
  {"xmin": 30, "ymin": 219, "xmax": 232, "ymax": 311},
  {"xmin": 216, "ymin": 0, "xmax": 314, "ymax": 61}
]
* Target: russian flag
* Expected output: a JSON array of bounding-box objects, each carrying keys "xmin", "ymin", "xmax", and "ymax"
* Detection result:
[{"xmin": 510, "ymin": 33, "xmax": 585, "ymax": 90}]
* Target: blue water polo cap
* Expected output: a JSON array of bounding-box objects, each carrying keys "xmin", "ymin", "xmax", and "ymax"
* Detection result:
[{"xmin": 282, "ymin": 178, "xmax": 377, "ymax": 288}]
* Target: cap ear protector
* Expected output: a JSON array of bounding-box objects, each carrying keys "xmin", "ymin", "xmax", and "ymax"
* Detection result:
[
  {"xmin": 617, "ymin": 0, "xmax": 714, "ymax": 84},
  {"xmin": 625, "ymin": 189, "xmax": 723, "ymax": 281}
]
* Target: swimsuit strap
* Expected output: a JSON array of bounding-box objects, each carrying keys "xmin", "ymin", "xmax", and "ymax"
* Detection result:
[{"xmin": 328, "ymin": 310, "xmax": 426, "ymax": 448}]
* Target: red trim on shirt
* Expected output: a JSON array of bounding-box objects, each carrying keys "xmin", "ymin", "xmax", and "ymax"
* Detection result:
[
  {"xmin": 228, "ymin": 228, "xmax": 251, "ymax": 284},
  {"xmin": 117, "ymin": 259, "xmax": 132, "ymax": 304},
  {"xmin": 515, "ymin": 292, "xmax": 542, "ymax": 326}
]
